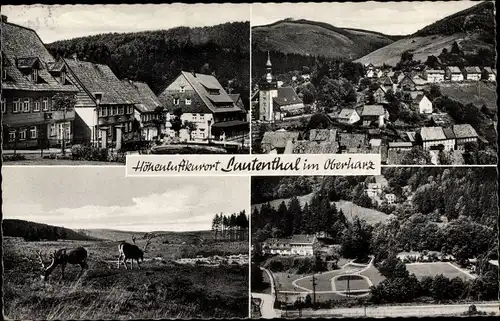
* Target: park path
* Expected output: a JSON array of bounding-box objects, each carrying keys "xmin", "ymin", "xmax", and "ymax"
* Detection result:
[{"xmin": 251, "ymin": 268, "xmax": 280, "ymax": 319}]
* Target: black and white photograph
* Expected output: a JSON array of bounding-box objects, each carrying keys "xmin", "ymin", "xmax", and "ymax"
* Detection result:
[
  {"xmin": 250, "ymin": 1, "xmax": 497, "ymax": 165},
  {"xmin": 1, "ymin": 3, "xmax": 250, "ymax": 165},
  {"xmin": 2, "ymin": 167, "xmax": 250, "ymax": 319},
  {"xmin": 250, "ymin": 168, "xmax": 499, "ymax": 318}
]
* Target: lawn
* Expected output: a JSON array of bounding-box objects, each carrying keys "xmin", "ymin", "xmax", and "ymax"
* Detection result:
[
  {"xmin": 293, "ymin": 267, "xmax": 365, "ymax": 292},
  {"xmin": 359, "ymin": 265, "xmax": 386, "ymax": 287},
  {"xmin": 334, "ymin": 275, "xmax": 370, "ymax": 291},
  {"xmin": 406, "ymin": 262, "xmax": 474, "ymax": 281},
  {"xmin": 3, "ymin": 237, "xmax": 249, "ymax": 319}
]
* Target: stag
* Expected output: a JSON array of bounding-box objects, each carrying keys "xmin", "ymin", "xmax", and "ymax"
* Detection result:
[
  {"xmin": 117, "ymin": 234, "xmax": 153, "ymax": 270},
  {"xmin": 38, "ymin": 247, "xmax": 88, "ymax": 281}
]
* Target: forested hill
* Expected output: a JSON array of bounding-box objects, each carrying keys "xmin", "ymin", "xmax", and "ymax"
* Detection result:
[
  {"xmin": 46, "ymin": 22, "xmax": 250, "ymax": 104},
  {"xmin": 2, "ymin": 219, "xmax": 98, "ymax": 241},
  {"xmin": 252, "ymin": 19, "xmax": 399, "ymax": 59}
]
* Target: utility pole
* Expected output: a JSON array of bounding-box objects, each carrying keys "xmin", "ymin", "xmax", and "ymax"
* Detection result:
[{"xmin": 312, "ymin": 273, "xmax": 317, "ymax": 310}]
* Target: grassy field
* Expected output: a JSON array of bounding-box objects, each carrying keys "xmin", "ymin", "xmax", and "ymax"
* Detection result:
[
  {"xmin": 439, "ymin": 82, "xmax": 497, "ymax": 111},
  {"xmin": 334, "ymin": 275, "xmax": 370, "ymax": 291},
  {"xmin": 359, "ymin": 265, "xmax": 386, "ymax": 287},
  {"xmin": 3, "ymin": 237, "xmax": 249, "ymax": 320},
  {"xmin": 406, "ymin": 262, "xmax": 474, "ymax": 282}
]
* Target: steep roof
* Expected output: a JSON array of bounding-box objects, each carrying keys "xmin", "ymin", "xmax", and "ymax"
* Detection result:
[
  {"xmin": 261, "ymin": 131, "xmax": 300, "ymax": 150},
  {"xmin": 464, "ymin": 66, "xmax": 481, "ymax": 74},
  {"xmin": 335, "ymin": 108, "xmax": 358, "ymax": 119},
  {"xmin": 1, "ymin": 22, "xmax": 77, "ymax": 92},
  {"xmin": 388, "ymin": 142, "xmax": 413, "ymax": 148},
  {"xmin": 414, "ymin": 93, "xmax": 429, "ymax": 104},
  {"xmin": 427, "ymin": 69, "xmax": 445, "ymax": 74},
  {"xmin": 447, "ymin": 66, "xmax": 462, "ymax": 73},
  {"xmin": 273, "ymin": 87, "xmax": 303, "ymax": 106},
  {"xmin": 285, "ymin": 140, "xmax": 338, "ymax": 154},
  {"xmin": 361, "ymin": 105, "xmax": 385, "ymax": 116},
  {"xmin": 179, "ymin": 71, "xmax": 242, "ymax": 114},
  {"xmin": 338, "ymin": 133, "xmax": 367, "ymax": 148},
  {"xmin": 290, "ymin": 234, "xmax": 316, "ymax": 244},
  {"xmin": 442, "ymin": 127, "xmax": 456, "ymax": 139},
  {"xmin": 483, "ymin": 67, "xmax": 493, "ymax": 73},
  {"xmin": 453, "ymin": 124, "xmax": 478, "ymax": 138},
  {"xmin": 309, "ymin": 129, "xmax": 337, "ymax": 142},
  {"xmin": 229, "ymin": 93, "xmax": 246, "ymax": 112},
  {"xmin": 420, "ymin": 127, "xmax": 446, "ymax": 141},
  {"xmin": 64, "ymin": 58, "xmax": 135, "ymax": 105},
  {"xmin": 121, "ymin": 80, "xmax": 163, "ymax": 113}
]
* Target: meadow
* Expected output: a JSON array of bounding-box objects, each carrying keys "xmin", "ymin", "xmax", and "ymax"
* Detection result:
[
  {"xmin": 3, "ymin": 236, "xmax": 249, "ymax": 320},
  {"xmin": 405, "ymin": 262, "xmax": 474, "ymax": 282}
]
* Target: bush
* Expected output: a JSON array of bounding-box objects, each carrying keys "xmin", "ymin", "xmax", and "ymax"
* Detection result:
[
  {"xmin": 2, "ymin": 154, "xmax": 27, "ymax": 161},
  {"xmin": 71, "ymin": 144, "xmax": 109, "ymax": 161}
]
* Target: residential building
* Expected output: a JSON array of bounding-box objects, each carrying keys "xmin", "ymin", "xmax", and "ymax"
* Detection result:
[
  {"xmin": 158, "ymin": 71, "xmax": 248, "ymax": 142},
  {"xmin": 407, "ymin": 131, "xmax": 417, "ymax": 144},
  {"xmin": 338, "ymin": 133, "xmax": 368, "ymax": 153},
  {"xmin": 366, "ymin": 182, "xmax": 382, "ymax": 198},
  {"xmin": 463, "ymin": 66, "xmax": 482, "ymax": 81},
  {"xmin": 413, "ymin": 93, "xmax": 433, "ymax": 114},
  {"xmin": 419, "ymin": 126, "xmax": 454, "ymax": 151},
  {"xmin": 398, "ymin": 73, "xmax": 417, "ymax": 91},
  {"xmin": 262, "ymin": 235, "xmax": 318, "ymax": 256},
  {"xmin": 361, "ymin": 104, "xmax": 386, "ymax": 128},
  {"xmin": 309, "ymin": 129, "xmax": 337, "ymax": 142},
  {"xmin": 373, "ymin": 86, "xmax": 388, "ymax": 104},
  {"xmin": 425, "ymin": 69, "xmax": 445, "ymax": 83},
  {"xmin": 445, "ymin": 66, "xmax": 464, "ymax": 81},
  {"xmin": 63, "ymin": 56, "xmax": 136, "ymax": 149},
  {"xmin": 482, "ymin": 67, "xmax": 496, "ymax": 82},
  {"xmin": 331, "ymin": 108, "xmax": 360, "ymax": 124},
  {"xmin": 453, "ymin": 124, "xmax": 478, "ymax": 149},
  {"xmin": 1, "ymin": 15, "xmax": 79, "ymax": 150},
  {"xmin": 385, "ymin": 193, "xmax": 396, "ymax": 205},
  {"xmin": 273, "ymin": 87, "xmax": 305, "ymax": 118},
  {"xmin": 260, "ymin": 130, "xmax": 300, "ymax": 154},
  {"xmin": 121, "ymin": 80, "xmax": 165, "ymax": 141}
]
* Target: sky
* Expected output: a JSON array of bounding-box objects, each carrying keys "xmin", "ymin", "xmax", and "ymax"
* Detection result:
[
  {"xmin": 0, "ymin": 4, "xmax": 251, "ymax": 43},
  {"xmin": 2, "ymin": 167, "xmax": 250, "ymax": 232},
  {"xmin": 252, "ymin": 1, "xmax": 480, "ymax": 35}
]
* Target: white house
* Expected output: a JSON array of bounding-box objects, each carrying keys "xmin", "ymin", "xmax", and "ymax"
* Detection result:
[
  {"xmin": 420, "ymin": 127, "xmax": 454, "ymax": 151},
  {"xmin": 262, "ymin": 235, "xmax": 318, "ymax": 256},
  {"xmin": 385, "ymin": 193, "xmax": 396, "ymax": 204},
  {"xmin": 483, "ymin": 67, "xmax": 496, "ymax": 81},
  {"xmin": 332, "ymin": 108, "xmax": 360, "ymax": 124},
  {"xmin": 425, "ymin": 69, "xmax": 445, "ymax": 83},
  {"xmin": 366, "ymin": 182, "xmax": 382, "ymax": 198},
  {"xmin": 463, "ymin": 66, "xmax": 482, "ymax": 81},
  {"xmin": 361, "ymin": 105, "xmax": 387, "ymax": 128},
  {"xmin": 445, "ymin": 66, "xmax": 464, "ymax": 81},
  {"xmin": 414, "ymin": 94, "xmax": 433, "ymax": 114}
]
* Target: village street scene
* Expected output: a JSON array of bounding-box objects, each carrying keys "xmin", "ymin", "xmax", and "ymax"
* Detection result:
[
  {"xmin": 250, "ymin": 169, "xmax": 498, "ymax": 318},
  {"xmin": 2, "ymin": 167, "xmax": 250, "ymax": 319},
  {"xmin": 251, "ymin": 1, "xmax": 496, "ymax": 165},
  {"xmin": 1, "ymin": 4, "xmax": 251, "ymax": 165}
]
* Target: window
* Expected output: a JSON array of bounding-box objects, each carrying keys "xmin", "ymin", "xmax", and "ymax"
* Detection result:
[
  {"xmin": 113, "ymin": 106, "xmax": 118, "ymax": 115},
  {"xmin": 13, "ymin": 98, "xmax": 21, "ymax": 113},
  {"xmin": 42, "ymin": 97, "xmax": 49, "ymax": 111},
  {"xmin": 19, "ymin": 128, "xmax": 27, "ymax": 140},
  {"xmin": 65, "ymin": 123, "xmax": 71, "ymax": 139},
  {"xmin": 33, "ymin": 99, "xmax": 41, "ymax": 112},
  {"xmin": 185, "ymin": 98, "xmax": 191, "ymax": 105},
  {"xmin": 60, "ymin": 71, "xmax": 66, "ymax": 84},
  {"xmin": 119, "ymin": 106, "xmax": 124, "ymax": 115},
  {"xmin": 31, "ymin": 69, "xmax": 38, "ymax": 82},
  {"xmin": 29, "ymin": 126, "xmax": 37, "ymax": 139},
  {"xmin": 128, "ymin": 106, "xmax": 133, "ymax": 114},
  {"xmin": 23, "ymin": 98, "xmax": 31, "ymax": 112},
  {"xmin": 192, "ymin": 114, "xmax": 197, "ymax": 121},
  {"xmin": 200, "ymin": 113, "xmax": 205, "ymax": 121},
  {"xmin": 174, "ymin": 98, "xmax": 179, "ymax": 105},
  {"xmin": 179, "ymin": 86, "xmax": 185, "ymax": 93},
  {"xmin": 1, "ymin": 97, "xmax": 5, "ymax": 113},
  {"xmin": 50, "ymin": 123, "xmax": 56, "ymax": 136},
  {"xmin": 9, "ymin": 130, "xmax": 16, "ymax": 142}
]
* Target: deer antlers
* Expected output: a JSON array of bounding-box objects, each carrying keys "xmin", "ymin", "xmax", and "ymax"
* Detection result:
[
  {"xmin": 143, "ymin": 233, "xmax": 154, "ymax": 252},
  {"xmin": 37, "ymin": 250, "xmax": 47, "ymax": 270}
]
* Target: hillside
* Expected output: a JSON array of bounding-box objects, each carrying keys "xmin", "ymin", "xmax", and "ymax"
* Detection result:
[
  {"xmin": 356, "ymin": 1, "xmax": 495, "ymax": 66},
  {"xmin": 2, "ymin": 219, "xmax": 97, "ymax": 241},
  {"xmin": 81, "ymin": 228, "xmax": 214, "ymax": 243},
  {"xmin": 252, "ymin": 19, "xmax": 399, "ymax": 59},
  {"xmin": 46, "ymin": 22, "xmax": 250, "ymax": 106}
]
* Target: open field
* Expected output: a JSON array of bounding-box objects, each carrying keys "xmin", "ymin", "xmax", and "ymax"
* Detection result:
[
  {"xmin": 406, "ymin": 262, "xmax": 474, "ymax": 281},
  {"xmin": 3, "ymin": 237, "xmax": 249, "ymax": 320},
  {"xmin": 439, "ymin": 82, "xmax": 497, "ymax": 111}
]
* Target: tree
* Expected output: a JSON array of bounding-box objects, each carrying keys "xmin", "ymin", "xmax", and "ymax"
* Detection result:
[
  {"xmin": 183, "ymin": 120, "xmax": 197, "ymax": 141},
  {"xmin": 170, "ymin": 107, "xmax": 184, "ymax": 137},
  {"xmin": 401, "ymin": 147, "xmax": 432, "ymax": 165},
  {"xmin": 451, "ymin": 41, "xmax": 461, "ymax": 55},
  {"xmin": 51, "ymin": 93, "xmax": 77, "ymax": 155},
  {"xmin": 251, "ymin": 263, "xmax": 265, "ymax": 291},
  {"xmin": 200, "ymin": 63, "xmax": 212, "ymax": 75}
]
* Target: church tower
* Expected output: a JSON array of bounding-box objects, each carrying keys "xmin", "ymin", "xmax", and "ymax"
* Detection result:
[{"xmin": 258, "ymin": 52, "xmax": 278, "ymax": 122}]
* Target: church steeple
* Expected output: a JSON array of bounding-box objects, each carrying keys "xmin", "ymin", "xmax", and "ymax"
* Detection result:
[{"xmin": 266, "ymin": 51, "xmax": 273, "ymax": 83}]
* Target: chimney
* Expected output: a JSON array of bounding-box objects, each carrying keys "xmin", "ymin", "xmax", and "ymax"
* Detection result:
[
  {"xmin": 72, "ymin": 53, "xmax": 78, "ymax": 61},
  {"xmin": 1, "ymin": 15, "xmax": 7, "ymax": 23}
]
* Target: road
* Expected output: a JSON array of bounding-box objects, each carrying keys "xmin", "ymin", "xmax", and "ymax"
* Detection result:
[
  {"xmin": 251, "ymin": 268, "xmax": 280, "ymax": 319},
  {"xmin": 296, "ymin": 302, "xmax": 499, "ymax": 318}
]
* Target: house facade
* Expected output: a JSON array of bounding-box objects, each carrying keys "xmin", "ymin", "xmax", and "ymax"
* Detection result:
[
  {"xmin": 366, "ymin": 182, "xmax": 382, "ymax": 198},
  {"xmin": 333, "ymin": 108, "xmax": 360, "ymax": 124},
  {"xmin": 425, "ymin": 69, "xmax": 445, "ymax": 83},
  {"xmin": 373, "ymin": 86, "xmax": 387, "ymax": 104},
  {"xmin": 1, "ymin": 16, "xmax": 79, "ymax": 150},
  {"xmin": 260, "ymin": 130, "xmax": 300, "ymax": 154},
  {"xmin": 482, "ymin": 67, "xmax": 496, "ymax": 82},
  {"xmin": 414, "ymin": 94, "xmax": 433, "ymax": 114},
  {"xmin": 453, "ymin": 124, "xmax": 478, "ymax": 149},
  {"xmin": 463, "ymin": 66, "xmax": 482, "ymax": 81},
  {"xmin": 420, "ymin": 126, "xmax": 454, "ymax": 151},
  {"xmin": 121, "ymin": 80, "xmax": 166, "ymax": 141},
  {"xmin": 361, "ymin": 104, "xmax": 386, "ymax": 128},
  {"xmin": 158, "ymin": 71, "xmax": 248, "ymax": 142},
  {"xmin": 262, "ymin": 234, "xmax": 318, "ymax": 256},
  {"xmin": 445, "ymin": 66, "xmax": 464, "ymax": 81},
  {"xmin": 385, "ymin": 193, "xmax": 396, "ymax": 204},
  {"xmin": 63, "ymin": 57, "xmax": 136, "ymax": 149}
]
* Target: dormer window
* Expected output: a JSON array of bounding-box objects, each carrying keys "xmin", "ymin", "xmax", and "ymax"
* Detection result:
[
  {"xmin": 60, "ymin": 71, "xmax": 66, "ymax": 84},
  {"xmin": 31, "ymin": 69, "xmax": 38, "ymax": 82},
  {"xmin": 174, "ymin": 98, "xmax": 179, "ymax": 105},
  {"xmin": 207, "ymin": 88, "xmax": 220, "ymax": 95},
  {"xmin": 185, "ymin": 98, "xmax": 191, "ymax": 105}
]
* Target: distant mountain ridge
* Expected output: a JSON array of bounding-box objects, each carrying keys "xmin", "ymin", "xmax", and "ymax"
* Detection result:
[
  {"xmin": 252, "ymin": 18, "xmax": 401, "ymax": 59},
  {"xmin": 356, "ymin": 1, "xmax": 495, "ymax": 66},
  {"xmin": 2, "ymin": 219, "xmax": 98, "ymax": 241},
  {"xmin": 81, "ymin": 228, "xmax": 214, "ymax": 243}
]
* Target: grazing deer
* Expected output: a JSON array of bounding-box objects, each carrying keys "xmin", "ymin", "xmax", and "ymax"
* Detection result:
[
  {"xmin": 117, "ymin": 234, "xmax": 153, "ymax": 270},
  {"xmin": 38, "ymin": 247, "xmax": 88, "ymax": 281}
]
